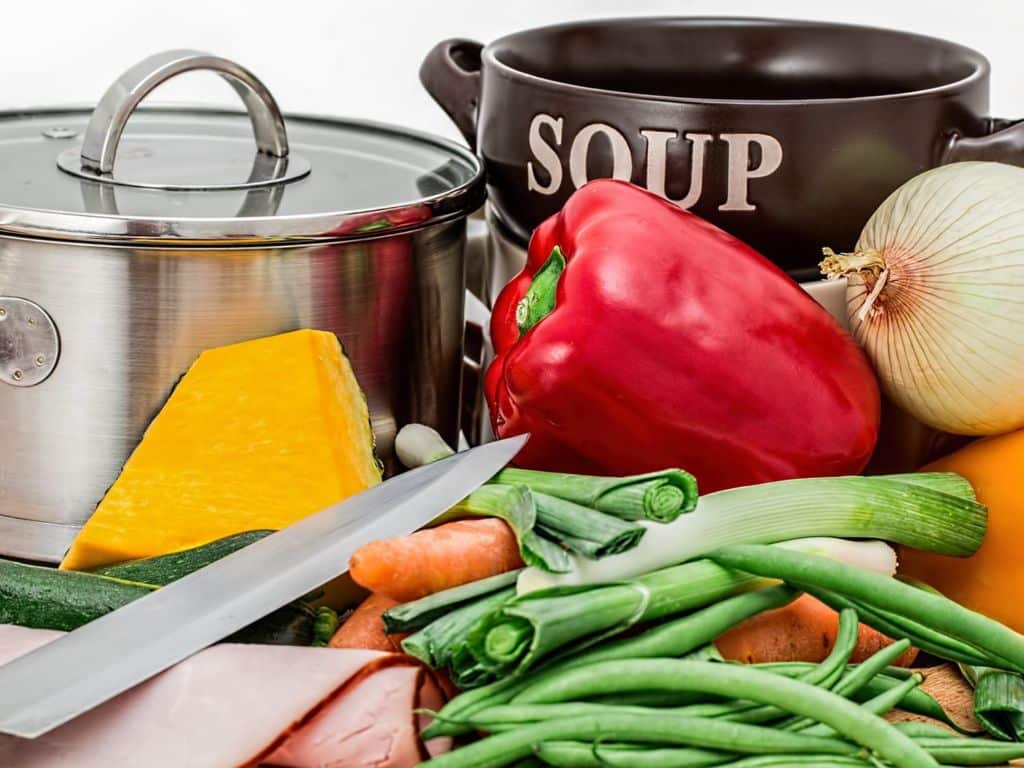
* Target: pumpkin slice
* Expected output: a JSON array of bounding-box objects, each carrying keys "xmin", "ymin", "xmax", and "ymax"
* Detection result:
[{"xmin": 60, "ymin": 330, "xmax": 380, "ymax": 571}]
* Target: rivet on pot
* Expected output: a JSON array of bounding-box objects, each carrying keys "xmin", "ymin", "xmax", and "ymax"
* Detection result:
[{"xmin": 12, "ymin": 370, "xmax": 22, "ymax": 381}]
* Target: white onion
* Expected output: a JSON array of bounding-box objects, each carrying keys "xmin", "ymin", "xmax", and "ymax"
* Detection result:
[{"xmin": 821, "ymin": 161, "xmax": 1024, "ymax": 435}]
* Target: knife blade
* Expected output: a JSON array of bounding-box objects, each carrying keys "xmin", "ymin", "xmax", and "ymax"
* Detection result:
[{"xmin": 0, "ymin": 434, "xmax": 527, "ymax": 739}]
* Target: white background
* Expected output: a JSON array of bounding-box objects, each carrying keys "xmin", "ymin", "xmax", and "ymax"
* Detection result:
[{"xmin": 2, "ymin": 0, "xmax": 1022, "ymax": 144}]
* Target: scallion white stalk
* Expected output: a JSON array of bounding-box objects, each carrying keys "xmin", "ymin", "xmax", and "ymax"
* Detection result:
[{"xmin": 517, "ymin": 474, "xmax": 983, "ymax": 594}]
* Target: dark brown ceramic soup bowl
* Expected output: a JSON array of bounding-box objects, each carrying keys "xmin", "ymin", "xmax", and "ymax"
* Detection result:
[{"xmin": 422, "ymin": 17, "xmax": 1024, "ymax": 278}]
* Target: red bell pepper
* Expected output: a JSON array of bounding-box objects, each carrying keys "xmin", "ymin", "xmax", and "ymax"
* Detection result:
[{"xmin": 485, "ymin": 180, "xmax": 879, "ymax": 492}]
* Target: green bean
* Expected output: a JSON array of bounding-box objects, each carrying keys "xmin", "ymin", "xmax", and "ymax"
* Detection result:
[
  {"xmin": 533, "ymin": 741, "xmax": 733, "ymax": 768},
  {"xmin": 891, "ymin": 722, "xmax": 958, "ymax": 739},
  {"xmin": 586, "ymin": 690, "xmax": 714, "ymax": 707},
  {"xmin": 801, "ymin": 674, "xmax": 922, "ymax": 737},
  {"xmin": 678, "ymin": 608, "xmax": 861, "ymax": 724},
  {"xmin": 807, "ymin": 587, "xmax": 995, "ymax": 667},
  {"xmin": 534, "ymin": 743, "xmax": 876, "ymax": 768},
  {"xmin": 916, "ymin": 737, "xmax": 1024, "ymax": 764},
  {"xmin": 510, "ymin": 660, "xmax": 936, "ymax": 767},
  {"xmin": 855, "ymin": 679, "xmax": 961, "ymax": 733},
  {"xmin": 752, "ymin": 662, "xmax": 959, "ymax": 728},
  {"xmin": 711, "ymin": 544, "xmax": 1024, "ymax": 674},
  {"xmin": 719, "ymin": 758, "xmax": 870, "ymax": 767},
  {"xmin": 780, "ymin": 638, "xmax": 911, "ymax": 730},
  {"xmin": 464, "ymin": 702, "xmax": 674, "ymax": 731},
  {"xmin": 418, "ymin": 712, "xmax": 858, "ymax": 768},
  {"xmin": 421, "ymin": 585, "xmax": 797, "ymax": 739}
]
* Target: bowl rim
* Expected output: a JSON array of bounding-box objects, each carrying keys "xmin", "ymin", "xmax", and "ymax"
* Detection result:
[{"xmin": 483, "ymin": 16, "xmax": 990, "ymax": 106}]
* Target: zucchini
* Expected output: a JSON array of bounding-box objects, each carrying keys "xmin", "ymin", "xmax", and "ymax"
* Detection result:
[
  {"xmin": 0, "ymin": 559, "xmax": 154, "ymax": 631},
  {"xmin": 1, "ymin": 531, "xmax": 321, "ymax": 645},
  {"xmin": 89, "ymin": 530, "xmax": 274, "ymax": 585}
]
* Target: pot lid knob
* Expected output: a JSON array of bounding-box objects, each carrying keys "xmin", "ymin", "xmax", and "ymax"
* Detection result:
[{"xmin": 56, "ymin": 50, "xmax": 311, "ymax": 190}]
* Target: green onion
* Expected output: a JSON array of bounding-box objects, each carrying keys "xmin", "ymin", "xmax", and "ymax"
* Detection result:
[
  {"xmin": 711, "ymin": 544, "xmax": 1024, "ymax": 674},
  {"xmin": 533, "ymin": 492, "xmax": 645, "ymax": 558},
  {"xmin": 450, "ymin": 484, "xmax": 571, "ymax": 573},
  {"xmin": 519, "ymin": 473, "xmax": 985, "ymax": 592},
  {"xmin": 961, "ymin": 664, "xmax": 1024, "ymax": 741},
  {"xmin": 493, "ymin": 466, "xmax": 698, "ymax": 523},
  {"xmin": 383, "ymin": 569, "xmax": 522, "ymax": 634},
  {"xmin": 420, "ymin": 584, "xmax": 796, "ymax": 738},
  {"xmin": 394, "ymin": 423, "xmax": 697, "ymax": 524},
  {"xmin": 507, "ymin": 660, "xmax": 936, "ymax": 767},
  {"xmin": 468, "ymin": 540, "xmax": 895, "ymax": 683},
  {"xmin": 457, "ymin": 559, "xmax": 769, "ymax": 683},
  {"xmin": 403, "ymin": 587, "xmax": 516, "ymax": 670}
]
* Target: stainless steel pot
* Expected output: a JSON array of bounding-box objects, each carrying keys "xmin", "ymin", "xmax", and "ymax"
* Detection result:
[{"xmin": 0, "ymin": 50, "xmax": 484, "ymax": 562}]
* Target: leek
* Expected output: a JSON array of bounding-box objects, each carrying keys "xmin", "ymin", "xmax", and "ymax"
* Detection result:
[
  {"xmin": 961, "ymin": 664, "xmax": 1024, "ymax": 741},
  {"xmin": 446, "ymin": 541, "xmax": 892, "ymax": 685},
  {"xmin": 451, "ymin": 484, "xmax": 571, "ymax": 573},
  {"xmin": 382, "ymin": 569, "xmax": 522, "ymax": 634},
  {"xmin": 533, "ymin": 492, "xmax": 645, "ymax": 558},
  {"xmin": 395, "ymin": 423, "xmax": 697, "ymax": 523},
  {"xmin": 518, "ymin": 473, "xmax": 985, "ymax": 593},
  {"xmin": 402, "ymin": 587, "xmax": 516, "ymax": 670},
  {"xmin": 493, "ymin": 466, "xmax": 697, "ymax": 523}
]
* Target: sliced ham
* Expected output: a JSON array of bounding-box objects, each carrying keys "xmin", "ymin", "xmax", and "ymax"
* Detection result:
[{"xmin": 0, "ymin": 625, "xmax": 451, "ymax": 768}]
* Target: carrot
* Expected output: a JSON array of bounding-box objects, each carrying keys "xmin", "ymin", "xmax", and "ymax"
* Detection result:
[
  {"xmin": 329, "ymin": 593, "xmax": 407, "ymax": 653},
  {"xmin": 348, "ymin": 518, "xmax": 524, "ymax": 602},
  {"xmin": 715, "ymin": 593, "xmax": 919, "ymax": 666}
]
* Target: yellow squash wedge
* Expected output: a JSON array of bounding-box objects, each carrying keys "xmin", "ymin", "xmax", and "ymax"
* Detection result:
[
  {"xmin": 61, "ymin": 330, "xmax": 381, "ymax": 571},
  {"xmin": 900, "ymin": 429, "xmax": 1023, "ymax": 632}
]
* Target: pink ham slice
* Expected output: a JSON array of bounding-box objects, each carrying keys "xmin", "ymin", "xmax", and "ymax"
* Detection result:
[{"xmin": 0, "ymin": 625, "xmax": 451, "ymax": 767}]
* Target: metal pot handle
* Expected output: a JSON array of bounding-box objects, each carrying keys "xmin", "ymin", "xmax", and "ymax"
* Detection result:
[
  {"xmin": 941, "ymin": 118, "xmax": 1024, "ymax": 165},
  {"xmin": 80, "ymin": 49, "xmax": 289, "ymax": 174}
]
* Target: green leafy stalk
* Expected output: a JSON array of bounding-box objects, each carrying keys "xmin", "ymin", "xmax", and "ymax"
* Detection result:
[
  {"xmin": 421, "ymin": 585, "xmax": 795, "ymax": 739},
  {"xmin": 493, "ymin": 467, "xmax": 697, "ymax": 523},
  {"xmin": 520, "ymin": 473, "xmax": 986, "ymax": 592},
  {"xmin": 533, "ymin": 492, "xmax": 645, "ymax": 558},
  {"xmin": 961, "ymin": 664, "xmax": 1024, "ymax": 741},
  {"xmin": 383, "ymin": 569, "xmax": 522, "ymax": 634},
  {"xmin": 457, "ymin": 559, "xmax": 767, "ymax": 684},
  {"xmin": 451, "ymin": 484, "xmax": 571, "ymax": 573},
  {"xmin": 403, "ymin": 587, "xmax": 516, "ymax": 670}
]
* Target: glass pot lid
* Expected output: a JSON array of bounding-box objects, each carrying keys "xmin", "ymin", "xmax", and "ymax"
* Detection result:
[{"xmin": 0, "ymin": 50, "xmax": 483, "ymax": 244}]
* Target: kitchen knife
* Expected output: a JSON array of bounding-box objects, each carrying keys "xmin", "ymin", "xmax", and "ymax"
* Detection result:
[{"xmin": 0, "ymin": 434, "xmax": 528, "ymax": 739}]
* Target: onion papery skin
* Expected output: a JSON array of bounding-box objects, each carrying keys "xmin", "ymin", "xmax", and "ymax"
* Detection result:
[{"xmin": 836, "ymin": 161, "xmax": 1024, "ymax": 436}]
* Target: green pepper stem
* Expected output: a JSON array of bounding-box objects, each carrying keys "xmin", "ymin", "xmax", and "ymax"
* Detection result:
[{"xmin": 516, "ymin": 247, "xmax": 566, "ymax": 335}]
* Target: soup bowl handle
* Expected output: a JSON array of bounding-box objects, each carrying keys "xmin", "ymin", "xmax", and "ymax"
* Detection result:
[
  {"xmin": 420, "ymin": 39, "xmax": 484, "ymax": 149},
  {"xmin": 941, "ymin": 117, "xmax": 1024, "ymax": 165}
]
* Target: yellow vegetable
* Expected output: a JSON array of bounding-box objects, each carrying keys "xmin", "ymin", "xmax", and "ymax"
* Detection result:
[
  {"xmin": 899, "ymin": 430, "xmax": 1022, "ymax": 631},
  {"xmin": 61, "ymin": 330, "xmax": 380, "ymax": 571}
]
